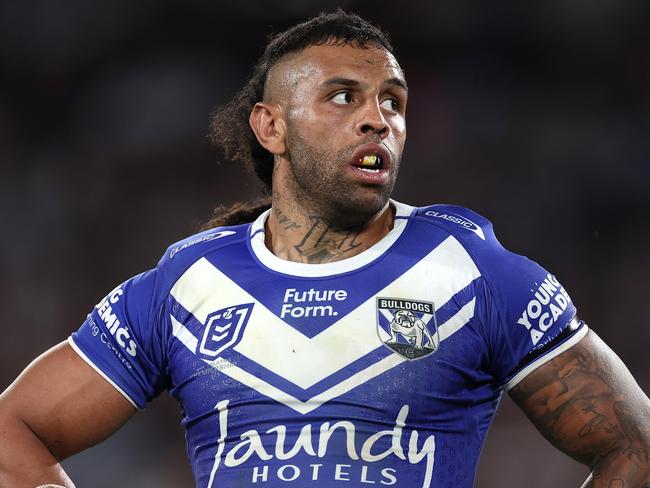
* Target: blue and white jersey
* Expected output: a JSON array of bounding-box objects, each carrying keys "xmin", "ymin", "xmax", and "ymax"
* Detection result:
[{"xmin": 70, "ymin": 200, "xmax": 586, "ymax": 487}]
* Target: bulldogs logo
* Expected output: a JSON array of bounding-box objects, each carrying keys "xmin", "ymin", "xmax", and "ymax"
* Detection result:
[{"xmin": 376, "ymin": 298, "xmax": 439, "ymax": 360}]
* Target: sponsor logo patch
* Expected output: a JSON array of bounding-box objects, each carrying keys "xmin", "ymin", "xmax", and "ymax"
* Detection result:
[
  {"xmin": 279, "ymin": 287, "xmax": 347, "ymax": 319},
  {"xmin": 95, "ymin": 286, "xmax": 137, "ymax": 357},
  {"xmin": 376, "ymin": 298, "xmax": 439, "ymax": 360},
  {"xmin": 169, "ymin": 230, "xmax": 236, "ymax": 259},
  {"xmin": 208, "ymin": 399, "xmax": 436, "ymax": 487},
  {"xmin": 424, "ymin": 210, "xmax": 485, "ymax": 240},
  {"xmin": 516, "ymin": 273, "xmax": 573, "ymax": 346}
]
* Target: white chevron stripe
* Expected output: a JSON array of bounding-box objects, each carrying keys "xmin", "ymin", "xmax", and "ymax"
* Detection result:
[
  {"xmin": 204, "ymin": 354, "xmax": 407, "ymax": 415},
  {"xmin": 209, "ymin": 299, "xmax": 477, "ymax": 414},
  {"xmin": 170, "ymin": 235, "xmax": 480, "ymax": 389},
  {"xmin": 439, "ymin": 298, "xmax": 475, "ymax": 341},
  {"xmin": 170, "ymin": 315, "xmax": 198, "ymax": 354}
]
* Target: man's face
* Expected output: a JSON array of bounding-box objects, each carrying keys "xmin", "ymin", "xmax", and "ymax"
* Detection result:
[{"xmin": 270, "ymin": 43, "xmax": 407, "ymax": 227}]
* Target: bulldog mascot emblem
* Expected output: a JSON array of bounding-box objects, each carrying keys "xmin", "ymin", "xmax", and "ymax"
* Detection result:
[{"xmin": 376, "ymin": 298, "xmax": 439, "ymax": 360}]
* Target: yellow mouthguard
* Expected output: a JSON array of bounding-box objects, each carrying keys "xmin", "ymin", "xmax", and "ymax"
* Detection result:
[{"xmin": 360, "ymin": 155, "xmax": 378, "ymax": 166}]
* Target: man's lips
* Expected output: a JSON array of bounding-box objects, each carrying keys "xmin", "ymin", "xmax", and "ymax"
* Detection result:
[
  {"xmin": 347, "ymin": 143, "xmax": 392, "ymax": 185},
  {"xmin": 349, "ymin": 143, "xmax": 392, "ymax": 172}
]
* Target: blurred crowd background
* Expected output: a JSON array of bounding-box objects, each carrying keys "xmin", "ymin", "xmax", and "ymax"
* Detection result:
[{"xmin": 1, "ymin": 1, "xmax": 649, "ymax": 486}]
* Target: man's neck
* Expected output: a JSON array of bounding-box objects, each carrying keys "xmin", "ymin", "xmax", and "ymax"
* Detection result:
[{"xmin": 264, "ymin": 197, "xmax": 395, "ymax": 265}]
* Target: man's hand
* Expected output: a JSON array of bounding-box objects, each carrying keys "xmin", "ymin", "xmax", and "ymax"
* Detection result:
[{"xmin": 510, "ymin": 328, "xmax": 650, "ymax": 487}]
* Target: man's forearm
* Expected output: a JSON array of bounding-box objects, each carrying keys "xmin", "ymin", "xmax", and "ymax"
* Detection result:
[
  {"xmin": 581, "ymin": 450, "xmax": 650, "ymax": 488},
  {"xmin": 0, "ymin": 414, "xmax": 75, "ymax": 488}
]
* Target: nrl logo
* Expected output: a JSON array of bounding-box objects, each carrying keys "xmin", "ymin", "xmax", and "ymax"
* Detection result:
[
  {"xmin": 199, "ymin": 303, "xmax": 254, "ymax": 358},
  {"xmin": 376, "ymin": 297, "xmax": 439, "ymax": 360}
]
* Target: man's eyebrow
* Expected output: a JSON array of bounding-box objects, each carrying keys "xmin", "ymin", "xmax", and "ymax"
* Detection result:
[
  {"xmin": 386, "ymin": 77, "xmax": 408, "ymax": 93},
  {"xmin": 320, "ymin": 77, "xmax": 408, "ymax": 93},
  {"xmin": 321, "ymin": 77, "xmax": 361, "ymax": 88}
]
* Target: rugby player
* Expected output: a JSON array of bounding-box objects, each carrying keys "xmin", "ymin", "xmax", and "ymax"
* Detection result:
[{"xmin": 1, "ymin": 11, "xmax": 649, "ymax": 488}]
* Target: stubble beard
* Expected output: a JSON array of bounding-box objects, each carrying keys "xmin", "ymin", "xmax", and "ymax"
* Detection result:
[{"xmin": 283, "ymin": 123, "xmax": 400, "ymax": 231}]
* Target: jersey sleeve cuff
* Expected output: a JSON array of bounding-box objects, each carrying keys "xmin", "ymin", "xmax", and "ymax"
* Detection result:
[
  {"xmin": 67, "ymin": 336, "xmax": 141, "ymax": 409},
  {"xmin": 504, "ymin": 318, "xmax": 588, "ymax": 391}
]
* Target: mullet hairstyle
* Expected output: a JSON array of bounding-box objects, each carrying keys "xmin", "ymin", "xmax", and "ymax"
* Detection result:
[{"xmin": 201, "ymin": 10, "xmax": 395, "ymax": 230}]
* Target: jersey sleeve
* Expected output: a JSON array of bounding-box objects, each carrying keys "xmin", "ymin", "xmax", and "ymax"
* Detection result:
[
  {"xmin": 69, "ymin": 268, "xmax": 168, "ymax": 409},
  {"xmin": 424, "ymin": 205, "xmax": 588, "ymax": 390},
  {"xmin": 476, "ymin": 220, "xmax": 587, "ymax": 389}
]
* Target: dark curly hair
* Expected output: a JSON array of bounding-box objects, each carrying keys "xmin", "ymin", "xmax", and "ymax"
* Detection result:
[{"xmin": 201, "ymin": 10, "xmax": 394, "ymax": 229}]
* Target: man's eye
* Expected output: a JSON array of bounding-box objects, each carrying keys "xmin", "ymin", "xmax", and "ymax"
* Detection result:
[
  {"xmin": 331, "ymin": 91, "xmax": 353, "ymax": 105},
  {"xmin": 380, "ymin": 98, "xmax": 399, "ymax": 111}
]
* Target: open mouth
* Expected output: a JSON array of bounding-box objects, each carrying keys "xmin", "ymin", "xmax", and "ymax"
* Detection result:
[
  {"xmin": 348, "ymin": 144, "xmax": 391, "ymax": 181},
  {"xmin": 354, "ymin": 154, "xmax": 383, "ymax": 172}
]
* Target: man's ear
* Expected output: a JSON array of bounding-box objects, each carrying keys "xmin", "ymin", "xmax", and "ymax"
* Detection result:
[{"xmin": 249, "ymin": 102, "xmax": 287, "ymax": 155}]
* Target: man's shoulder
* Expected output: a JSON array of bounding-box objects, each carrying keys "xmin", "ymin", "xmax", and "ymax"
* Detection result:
[
  {"xmin": 155, "ymin": 223, "xmax": 250, "ymax": 277},
  {"xmin": 409, "ymin": 203, "xmax": 494, "ymax": 244}
]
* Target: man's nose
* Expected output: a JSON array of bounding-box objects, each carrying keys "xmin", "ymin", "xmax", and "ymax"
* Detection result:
[{"xmin": 355, "ymin": 101, "xmax": 389, "ymax": 139}]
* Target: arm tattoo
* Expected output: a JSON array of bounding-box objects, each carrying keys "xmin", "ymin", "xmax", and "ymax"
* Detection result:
[{"xmin": 510, "ymin": 331, "xmax": 650, "ymax": 486}]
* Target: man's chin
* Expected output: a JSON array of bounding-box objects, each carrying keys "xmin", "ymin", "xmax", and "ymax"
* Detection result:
[{"xmin": 326, "ymin": 190, "xmax": 392, "ymax": 229}]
